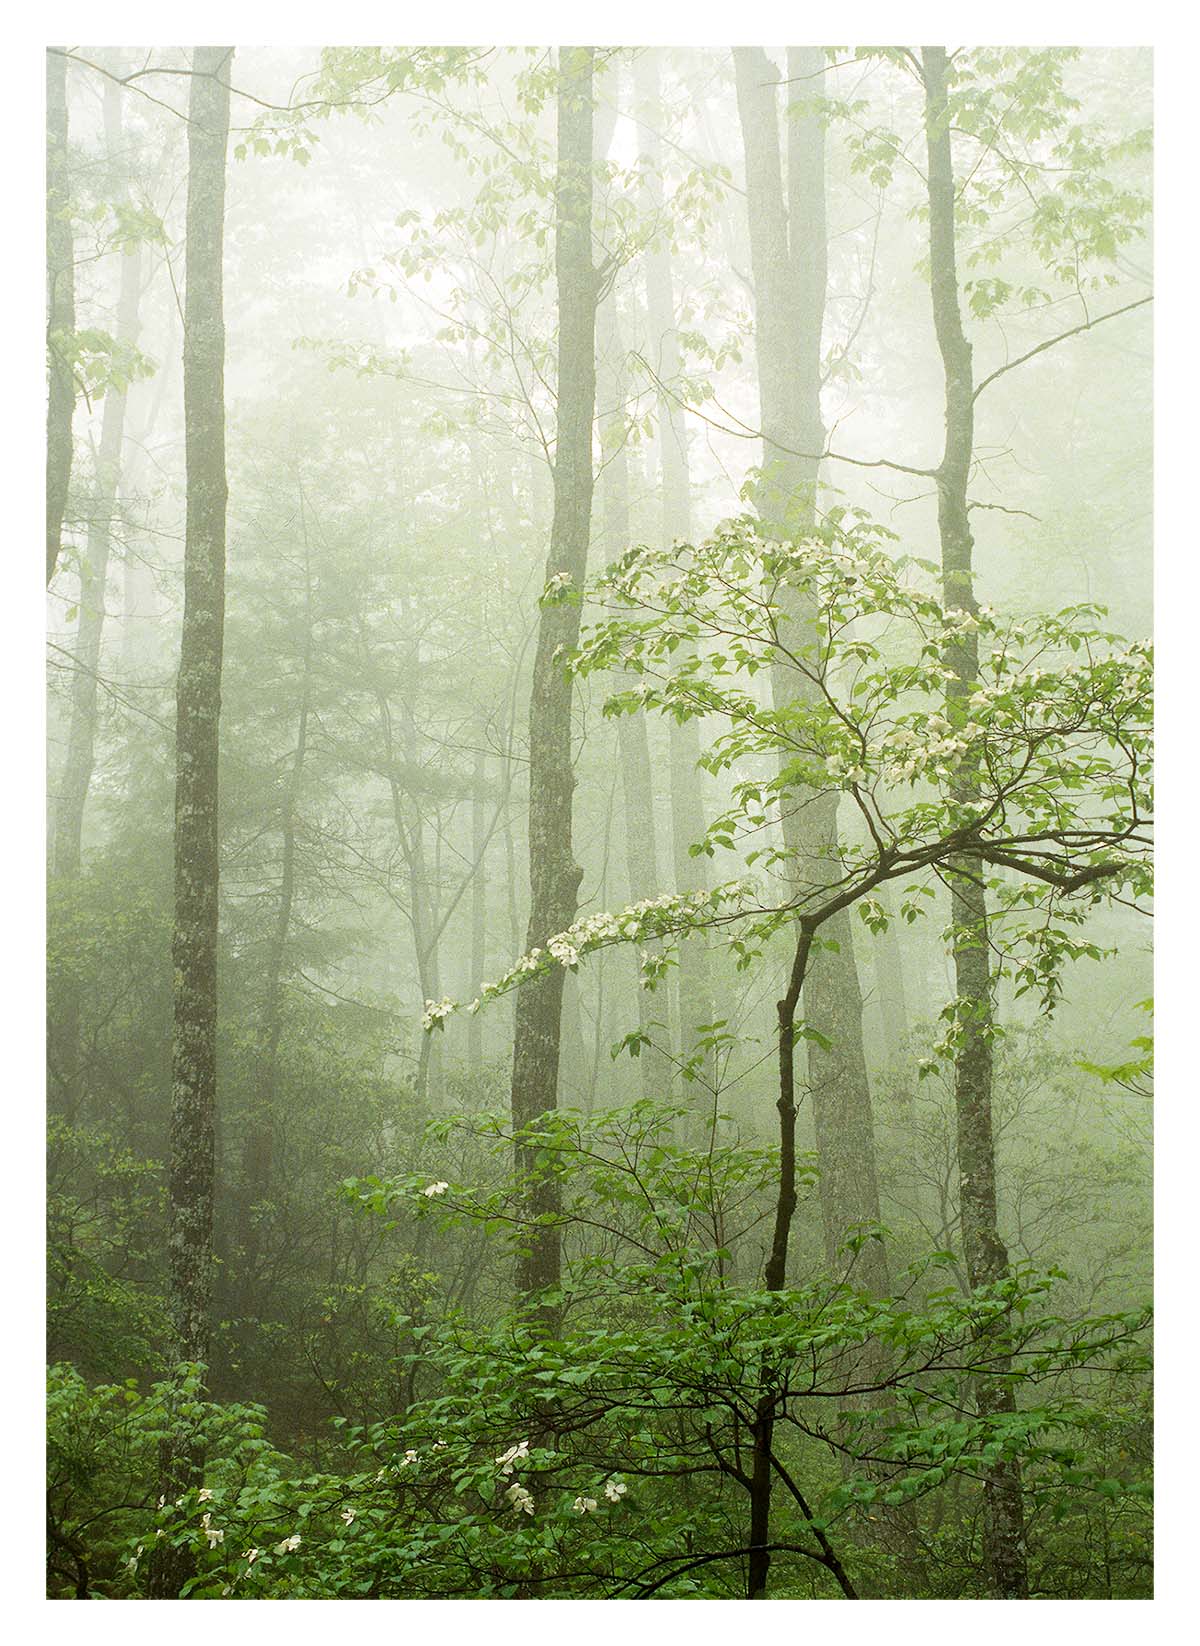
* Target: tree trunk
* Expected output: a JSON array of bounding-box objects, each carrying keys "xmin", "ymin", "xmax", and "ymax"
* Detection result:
[
  {"xmin": 733, "ymin": 46, "xmax": 887, "ymax": 1294},
  {"xmin": 921, "ymin": 44, "xmax": 1028, "ymax": 1601},
  {"xmin": 149, "ymin": 45, "xmax": 232, "ymax": 1602},
  {"xmin": 50, "ymin": 79, "xmax": 143, "ymax": 1122},
  {"xmin": 633, "ymin": 51, "xmax": 715, "ymax": 1076},
  {"xmin": 236, "ymin": 512, "xmax": 313, "ymax": 1311},
  {"xmin": 509, "ymin": 46, "xmax": 598, "ymax": 1308},
  {"xmin": 873, "ymin": 883, "xmax": 910, "ymax": 1061},
  {"xmin": 46, "ymin": 48, "xmax": 75, "ymax": 585},
  {"xmin": 467, "ymin": 747, "xmax": 488, "ymax": 1074},
  {"xmin": 595, "ymin": 281, "xmax": 669, "ymax": 1097}
]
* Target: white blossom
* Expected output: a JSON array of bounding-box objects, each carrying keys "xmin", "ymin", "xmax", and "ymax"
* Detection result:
[
  {"xmin": 496, "ymin": 1440, "xmax": 530, "ymax": 1476},
  {"xmin": 572, "ymin": 1496, "xmax": 598, "ymax": 1514},
  {"xmin": 341, "ymin": 1507, "xmax": 356, "ymax": 1526},
  {"xmin": 421, "ymin": 997, "xmax": 456, "ymax": 1031},
  {"xmin": 604, "ymin": 1478, "xmax": 627, "ymax": 1502},
  {"xmin": 275, "ymin": 1534, "xmax": 302, "ymax": 1555},
  {"xmin": 423, "ymin": 1181, "xmax": 450, "ymax": 1198},
  {"xmin": 506, "ymin": 1482, "xmax": 535, "ymax": 1515}
]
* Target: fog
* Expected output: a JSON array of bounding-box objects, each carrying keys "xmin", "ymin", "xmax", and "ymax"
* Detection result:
[{"xmin": 46, "ymin": 45, "xmax": 1152, "ymax": 1602}]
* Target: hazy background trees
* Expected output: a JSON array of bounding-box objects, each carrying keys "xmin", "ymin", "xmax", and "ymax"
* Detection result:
[{"xmin": 45, "ymin": 44, "xmax": 1152, "ymax": 1601}]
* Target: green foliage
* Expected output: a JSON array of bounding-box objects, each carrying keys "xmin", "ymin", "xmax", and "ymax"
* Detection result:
[{"xmin": 49, "ymin": 1109, "xmax": 1152, "ymax": 1598}]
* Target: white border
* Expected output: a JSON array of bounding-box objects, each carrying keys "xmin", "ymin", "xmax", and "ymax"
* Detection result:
[{"xmin": 7, "ymin": 8, "xmax": 1193, "ymax": 1640}]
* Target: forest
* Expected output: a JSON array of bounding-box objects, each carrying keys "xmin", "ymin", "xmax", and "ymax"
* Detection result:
[{"xmin": 44, "ymin": 43, "xmax": 1153, "ymax": 1603}]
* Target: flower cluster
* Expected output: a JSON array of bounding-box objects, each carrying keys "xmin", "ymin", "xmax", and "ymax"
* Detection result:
[
  {"xmin": 421, "ymin": 997, "xmax": 456, "ymax": 1031},
  {"xmin": 495, "ymin": 1439, "xmax": 529, "ymax": 1476},
  {"xmin": 418, "ymin": 883, "xmax": 756, "ymax": 1033}
]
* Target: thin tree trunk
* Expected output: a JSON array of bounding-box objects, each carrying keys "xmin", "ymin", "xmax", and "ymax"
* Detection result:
[
  {"xmin": 733, "ymin": 46, "xmax": 887, "ymax": 1293},
  {"xmin": 467, "ymin": 747, "xmax": 488, "ymax": 1074},
  {"xmin": 51, "ymin": 80, "xmax": 143, "ymax": 1123},
  {"xmin": 633, "ymin": 51, "xmax": 715, "ymax": 1075},
  {"xmin": 509, "ymin": 46, "xmax": 598, "ymax": 1308},
  {"xmin": 747, "ymin": 915, "xmax": 856, "ymax": 1601},
  {"xmin": 149, "ymin": 45, "xmax": 232, "ymax": 1602},
  {"xmin": 46, "ymin": 48, "xmax": 75, "ymax": 585},
  {"xmin": 873, "ymin": 883, "xmax": 910, "ymax": 1061},
  {"xmin": 595, "ymin": 281, "xmax": 669, "ymax": 1096},
  {"xmin": 921, "ymin": 44, "xmax": 1028, "ymax": 1600},
  {"xmin": 236, "ymin": 511, "xmax": 313, "ymax": 1306}
]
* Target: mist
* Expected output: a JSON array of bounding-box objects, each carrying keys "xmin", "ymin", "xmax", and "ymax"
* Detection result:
[{"xmin": 45, "ymin": 44, "xmax": 1152, "ymax": 1603}]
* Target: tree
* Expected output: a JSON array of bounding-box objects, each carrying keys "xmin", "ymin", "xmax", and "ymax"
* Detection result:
[
  {"xmin": 149, "ymin": 44, "xmax": 233, "ymax": 1601},
  {"xmin": 919, "ymin": 44, "xmax": 1029, "ymax": 1597},
  {"xmin": 46, "ymin": 48, "xmax": 76, "ymax": 585},
  {"xmin": 733, "ymin": 46, "xmax": 887, "ymax": 1294},
  {"xmin": 51, "ymin": 74, "xmax": 146, "ymax": 1122},
  {"xmin": 422, "ymin": 511, "xmax": 1151, "ymax": 1597},
  {"xmin": 632, "ymin": 49, "xmax": 716, "ymax": 1076},
  {"xmin": 509, "ymin": 46, "xmax": 599, "ymax": 1308}
]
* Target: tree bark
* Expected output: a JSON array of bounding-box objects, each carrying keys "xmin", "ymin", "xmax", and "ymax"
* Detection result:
[
  {"xmin": 149, "ymin": 45, "xmax": 232, "ymax": 1602},
  {"xmin": 46, "ymin": 49, "xmax": 75, "ymax": 585},
  {"xmin": 509, "ymin": 46, "xmax": 598, "ymax": 1307},
  {"xmin": 733, "ymin": 46, "xmax": 887, "ymax": 1294},
  {"xmin": 921, "ymin": 43, "xmax": 1029, "ymax": 1600}
]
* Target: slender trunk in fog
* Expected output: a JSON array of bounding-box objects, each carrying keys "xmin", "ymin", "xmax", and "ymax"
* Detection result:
[
  {"xmin": 509, "ymin": 46, "xmax": 598, "ymax": 1308},
  {"xmin": 733, "ymin": 46, "xmax": 887, "ymax": 1294},
  {"xmin": 595, "ymin": 284, "xmax": 669, "ymax": 1096},
  {"xmin": 921, "ymin": 43, "xmax": 1028, "ymax": 1600},
  {"xmin": 237, "ymin": 516, "xmax": 313, "ymax": 1306},
  {"xmin": 46, "ymin": 49, "xmax": 75, "ymax": 585},
  {"xmin": 467, "ymin": 748, "xmax": 488, "ymax": 1074},
  {"xmin": 873, "ymin": 883, "xmax": 910, "ymax": 1061},
  {"xmin": 50, "ymin": 80, "xmax": 143, "ymax": 1123},
  {"xmin": 633, "ymin": 51, "xmax": 715, "ymax": 1075},
  {"xmin": 150, "ymin": 45, "xmax": 232, "ymax": 1601}
]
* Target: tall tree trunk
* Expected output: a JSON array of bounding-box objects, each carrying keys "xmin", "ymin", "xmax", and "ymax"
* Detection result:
[
  {"xmin": 921, "ymin": 44, "xmax": 1029, "ymax": 1600},
  {"xmin": 733, "ymin": 46, "xmax": 887, "ymax": 1293},
  {"xmin": 46, "ymin": 48, "xmax": 75, "ymax": 585},
  {"xmin": 467, "ymin": 748, "xmax": 488, "ymax": 1074},
  {"xmin": 50, "ymin": 79, "xmax": 143, "ymax": 1123},
  {"xmin": 236, "ymin": 514, "xmax": 313, "ymax": 1311},
  {"xmin": 595, "ymin": 288, "xmax": 669, "ymax": 1096},
  {"xmin": 633, "ymin": 51, "xmax": 715, "ymax": 1077},
  {"xmin": 873, "ymin": 883, "xmax": 910, "ymax": 1061},
  {"xmin": 149, "ymin": 45, "xmax": 232, "ymax": 1602},
  {"xmin": 509, "ymin": 46, "xmax": 597, "ymax": 1307}
]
